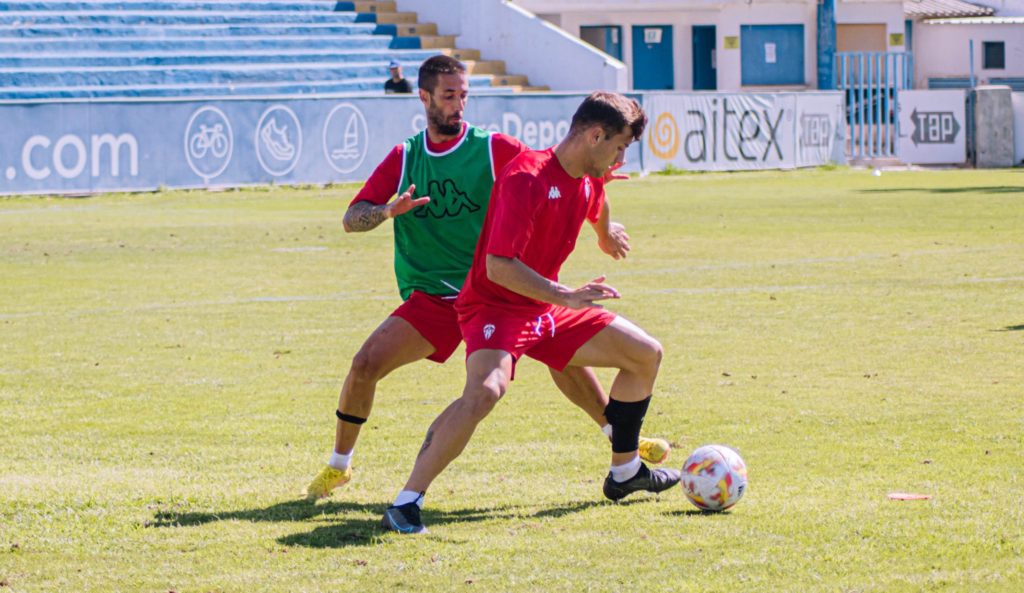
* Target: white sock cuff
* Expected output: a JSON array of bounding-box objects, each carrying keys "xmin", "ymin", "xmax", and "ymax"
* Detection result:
[
  {"xmin": 394, "ymin": 489, "xmax": 424, "ymax": 508},
  {"xmin": 328, "ymin": 451, "xmax": 353, "ymax": 471},
  {"xmin": 610, "ymin": 455, "xmax": 642, "ymax": 483},
  {"xmin": 601, "ymin": 424, "xmax": 613, "ymax": 438}
]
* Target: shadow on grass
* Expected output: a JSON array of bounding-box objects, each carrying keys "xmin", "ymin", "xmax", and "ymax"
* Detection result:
[
  {"xmin": 992, "ymin": 324, "xmax": 1024, "ymax": 332},
  {"xmin": 279, "ymin": 499, "xmax": 614, "ymax": 549},
  {"xmin": 664, "ymin": 508, "xmax": 736, "ymax": 518},
  {"xmin": 859, "ymin": 186, "xmax": 1024, "ymax": 195},
  {"xmin": 149, "ymin": 499, "xmax": 385, "ymax": 528},
  {"xmin": 150, "ymin": 497, "xmax": 620, "ymax": 548}
]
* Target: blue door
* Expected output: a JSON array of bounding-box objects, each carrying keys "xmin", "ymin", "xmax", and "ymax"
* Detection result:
[
  {"xmin": 740, "ymin": 24, "xmax": 804, "ymax": 85},
  {"xmin": 692, "ymin": 25, "xmax": 717, "ymax": 90},
  {"xmin": 580, "ymin": 25, "xmax": 622, "ymax": 60},
  {"xmin": 632, "ymin": 25, "xmax": 673, "ymax": 90}
]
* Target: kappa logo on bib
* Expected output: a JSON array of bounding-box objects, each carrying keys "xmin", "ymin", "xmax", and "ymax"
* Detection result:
[
  {"xmin": 483, "ymin": 324, "xmax": 495, "ymax": 340},
  {"xmin": 547, "ymin": 186, "xmax": 561, "ymax": 200}
]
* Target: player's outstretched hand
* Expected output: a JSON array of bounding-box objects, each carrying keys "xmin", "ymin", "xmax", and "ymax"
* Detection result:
[
  {"xmin": 562, "ymin": 275, "xmax": 620, "ymax": 309},
  {"xmin": 387, "ymin": 183, "xmax": 430, "ymax": 218},
  {"xmin": 598, "ymin": 221, "xmax": 631, "ymax": 260},
  {"xmin": 602, "ymin": 162, "xmax": 629, "ymax": 184}
]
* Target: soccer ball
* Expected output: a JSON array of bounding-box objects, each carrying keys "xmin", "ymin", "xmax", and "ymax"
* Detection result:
[{"xmin": 680, "ymin": 445, "xmax": 748, "ymax": 511}]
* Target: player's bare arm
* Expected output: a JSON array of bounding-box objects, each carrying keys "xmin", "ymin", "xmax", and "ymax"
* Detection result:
[
  {"xmin": 343, "ymin": 184, "xmax": 431, "ymax": 232},
  {"xmin": 485, "ymin": 254, "xmax": 619, "ymax": 309},
  {"xmin": 592, "ymin": 201, "xmax": 630, "ymax": 260}
]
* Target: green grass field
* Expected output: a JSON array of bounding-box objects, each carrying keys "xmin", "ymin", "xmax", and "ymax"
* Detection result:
[{"xmin": 2, "ymin": 168, "xmax": 1022, "ymax": 593}]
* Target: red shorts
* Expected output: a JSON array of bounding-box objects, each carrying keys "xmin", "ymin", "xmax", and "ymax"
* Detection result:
[
  {"xmin": 459, "ymin": 304, "xmax": 616, "ymax": 372},
  {"xmin": 390, "ymin": 291, "xmax": 462, "ymax": 363}
]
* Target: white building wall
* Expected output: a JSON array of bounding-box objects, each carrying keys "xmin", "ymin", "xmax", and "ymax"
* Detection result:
[
  {"xmin": 507, "ymin": 0, "xmax": 917, "ymax": 91},
  {"xmin": 914, "ymin": 23, "xmax": 1024, "ymax": 88},
  {"xmin": 395, "ymin": 0, "xmax": 628, "ymax": 91},
  {"xmin": 835, "ymin": 1, "xmax": 908, "ymax": 51},
  {"xmin": 717, "ymin": 3, "xmax": 818, "ymax": 91},
  {"xmin": 554, "ymin": 10, "xmax": 718, "ymax": 92}
]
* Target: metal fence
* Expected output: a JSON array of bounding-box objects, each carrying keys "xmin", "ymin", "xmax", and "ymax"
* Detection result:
[{"xmin": 835, "ymin": 52, "xmax": 913, "ymax": 159}]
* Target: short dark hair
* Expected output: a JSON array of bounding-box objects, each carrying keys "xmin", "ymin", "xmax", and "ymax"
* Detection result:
[
  {"xmin": 569, "ymin": 92, "xmax": 647, "ymax": 142},
  {"xmin": 418, "ymin": 55, "xmax": 467, "ymax": 93}
]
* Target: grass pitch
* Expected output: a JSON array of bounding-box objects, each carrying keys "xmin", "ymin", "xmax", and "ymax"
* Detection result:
[{"xmin": 1, "ymin": 168, "xmax": 1022, "ymax": 593}]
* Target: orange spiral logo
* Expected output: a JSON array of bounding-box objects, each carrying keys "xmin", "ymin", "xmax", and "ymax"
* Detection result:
[{"xmin": 648, "ymin": 112, "xmax": 680, "ymax": 160}]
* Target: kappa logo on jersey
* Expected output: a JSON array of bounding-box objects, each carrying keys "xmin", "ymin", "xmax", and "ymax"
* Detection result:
[
  {"xmin": 413, "ymin": 178, "xmax": 481, "ymax": 219},
  {"xmin": 548, "ymin": 186, "xmax": 561, "ymax": 200},
  {"xmin": 483, "ymin": 324, "xmax": 495, "ymax": 340}
]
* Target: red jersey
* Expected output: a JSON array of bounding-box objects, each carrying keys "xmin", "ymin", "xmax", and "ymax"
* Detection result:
[
  {"xmin": 350, "ymin": 125, "xmax": 528, "ymax": 206},
  {"xmin": 457, "ymin": 148, "xmax": 605, "ymax": 315}
]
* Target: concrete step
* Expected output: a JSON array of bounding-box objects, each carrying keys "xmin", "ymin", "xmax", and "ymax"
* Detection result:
[
  {"xmin": 0, "ymin": 49, "xmax": 435, "ymax": 68},
  {"xmin": 491, "ymin": 74, "xmax": 529, "ymax": 87},
  {"xmin": 0, "ymin": 62, "xmax": 495, "ymax": 87},
  {"xmin": 343, "ymin": 0, "xmax": 397, "ymax": 12},
  {"xmin": 373, "ymin": 11, "xmax": 417, "ymax": 25},
  {"xmin": 443, "ymin": 48, "xmax": 480, "ymax": 61},
  {"xmin": 415, "ymin": 35, "xmax": 455, "ymax": 49},
  {"xmin": 384, "ymin": 22, "xmax": 437, "ymax": 37},
  {"xmin": 0, "ymin": 75, "xmax": 495, "ymax": 100},
  {"xmin": 0, "ymin": 34, "xmax": 396, "ymax": 52},
  {"xmin": 464, "ymin": 59, "xmax": 505, "ymax": 75},
  {"xmin": 0, "ymin": 1, "xmax": 346, "ymax": 11},
  {"xmin": 0, "ymin": 11, "xmax": 374, "ymax": 26},
  {"xmin": 0, "ymin": 23, "xmax": 382, "ymax": 38}
]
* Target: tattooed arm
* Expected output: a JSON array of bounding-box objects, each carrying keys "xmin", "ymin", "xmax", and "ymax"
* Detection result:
[
  {"xmin": 343, "ymin": 183, "xmax": 430, "ymax": 233},
  {"xmin": 343, "ymin": 200, "xmax": 391, "ymax": 232}
]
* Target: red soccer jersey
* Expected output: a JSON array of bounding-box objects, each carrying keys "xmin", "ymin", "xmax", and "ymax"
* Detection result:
[
  {"xmin": 349, "ymin": 125, "xmax": 528, "ymax": 206},
  {"xmin": 457, "ymin": 148, "xmax": 605, "ymax": 315}
]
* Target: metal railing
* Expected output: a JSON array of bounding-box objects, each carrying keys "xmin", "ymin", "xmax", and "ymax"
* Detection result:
[{"xmin": 834, "ymin": 51, "xmax": 913, "ymax": 159}]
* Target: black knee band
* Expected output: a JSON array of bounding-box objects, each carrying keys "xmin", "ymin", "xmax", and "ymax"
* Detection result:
[
  {"xmin": 336, "ymin": 410, "xmax": 367, "ymax": 425},
  {"xmin": 604, "ymin": 396, "xmax": 651, "ymax": 453}
]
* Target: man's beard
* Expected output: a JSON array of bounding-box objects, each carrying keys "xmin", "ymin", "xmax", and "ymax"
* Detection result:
[{"xmin": 428, "ymin": 104, "xmax": 462, "ymax": 136}]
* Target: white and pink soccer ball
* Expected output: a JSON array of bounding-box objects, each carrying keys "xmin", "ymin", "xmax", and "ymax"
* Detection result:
[{"xmin": 680, "ymin": 445, "xmax": 748, "ymax": 511}]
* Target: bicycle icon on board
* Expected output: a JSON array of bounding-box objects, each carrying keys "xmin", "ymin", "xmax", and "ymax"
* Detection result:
[
  {"xmin": 184, "ymin": 106, "xmax": 233, "ymax": 182},
  {"xmin": 189, "ymin": 123, "xmax": 229, "ymax": 159}
]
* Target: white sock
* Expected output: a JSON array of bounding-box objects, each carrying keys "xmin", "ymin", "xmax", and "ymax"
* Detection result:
[
  {"xmin": 328, "ymin": 450, "xmax": 352, "ymax": 471},
  {"xmin": 394, "ymin": 489, "xmax": 424, "ymax": 508},
  {"xmin": 601, "ymin": 424, "xmax": 613, "ymax": 439},
  {"xmin": 610, "ymin": 455, "xmax": 642, "ymax": 483}
]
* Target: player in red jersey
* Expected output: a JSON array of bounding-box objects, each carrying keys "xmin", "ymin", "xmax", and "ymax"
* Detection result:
[
  {"xmin": 382, "ymin": 92, "xmax": 681, "ymax": 533},
  {"xmin": 304, "ymin": 56, "xmax": 668, "ymax": 502}
]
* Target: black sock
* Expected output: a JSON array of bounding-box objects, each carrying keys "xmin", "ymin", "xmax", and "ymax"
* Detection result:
[{"xmin": 604, "ymin": 396, "xmax": 651, "ymax": 453}]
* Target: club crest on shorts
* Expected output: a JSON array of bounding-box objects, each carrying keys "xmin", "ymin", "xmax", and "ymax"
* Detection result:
[{"xmin": 483, "ymin": 323, "xmax": 495, "ymax": 340}]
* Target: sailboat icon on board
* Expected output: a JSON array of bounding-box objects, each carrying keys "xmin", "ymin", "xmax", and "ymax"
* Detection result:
[{"xmin": 330, "ymin": 115, "xmax": 362, "ymax": 161}]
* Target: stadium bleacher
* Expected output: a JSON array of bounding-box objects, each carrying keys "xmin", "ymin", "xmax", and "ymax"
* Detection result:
[{"xmin": 0, "ymin": 0, "xmax": 540, "ymax": 100}]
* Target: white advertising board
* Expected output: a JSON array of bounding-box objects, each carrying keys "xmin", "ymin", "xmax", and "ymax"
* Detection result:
[
  {"xmin": 642, "ymin": 92, "xmax": 843, "ymax": 172},
  {"xmin": 896, "ymin": 90, "xmax": 967, "ymax": 165}
]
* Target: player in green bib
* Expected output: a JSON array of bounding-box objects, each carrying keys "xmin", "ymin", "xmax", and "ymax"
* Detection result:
[
  {"xmin": 392, "ymin": 124, "xmax": 494, "ymax": 300},
  {"xmin": 304, "ymin": 55, "xmax": 670, "ymax": 501}
]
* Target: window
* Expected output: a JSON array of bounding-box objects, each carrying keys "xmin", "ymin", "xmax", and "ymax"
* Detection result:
[{"xmin": 983, "ymin": 41, "xmax": 1005, "ymax": 70}]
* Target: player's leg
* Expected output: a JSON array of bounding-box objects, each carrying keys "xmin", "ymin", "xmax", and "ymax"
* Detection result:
[
  {"xmin": 548, "ymin": 365, "xmax": 605, "ymax": 425},
  {"xmin": 564, "ymin": 315, "xmax": 679, "ymax": 500},
  {"xmin": 549, "ymin": 365, "xmax": 670, "ymax": 464},
  {"xmin": 304, "ymin": 316, "xmax": 435, "ymax": 500},
  {"xmin": 335, "ymin": 315, "xmax": 437, "ymax": 452},
  {"xmin": 382, "ymin": 348, "xmax": 513, "ymax": 533}
]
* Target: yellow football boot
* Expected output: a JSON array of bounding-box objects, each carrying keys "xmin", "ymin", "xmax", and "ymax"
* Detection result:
[{"xmin": 303, "ymin": 465, "xmax": 352, "ymax": 501}]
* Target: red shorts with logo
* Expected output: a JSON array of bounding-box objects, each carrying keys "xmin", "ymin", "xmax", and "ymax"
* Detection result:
[
  {"xmin": 390, "ymin": 291, "xmax": 462, "ymax": 363},
  {"xmin": 458, "ymin": 304, "xmax": 616, "ymax": 372}
]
